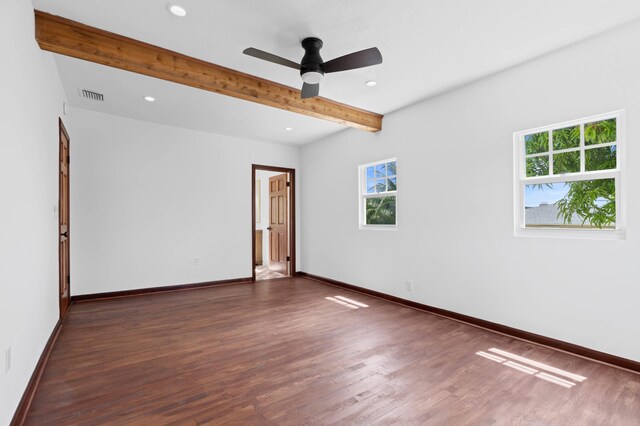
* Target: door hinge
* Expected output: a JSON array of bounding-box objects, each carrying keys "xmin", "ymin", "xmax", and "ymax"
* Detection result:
[
  {"xmin": 67, "ymin": 155, "xmax": 70, "ymax": 163},
  {"xmin": 286, "ymin": 256, "xmax": 290, "ymax": 261},
  {"xmin": 66, "ymin": 275, "xmax": 70, "ymax": 284},
  {"xmin": 286, "ymin": 181, "xmax": 290, "ymax": 187}
]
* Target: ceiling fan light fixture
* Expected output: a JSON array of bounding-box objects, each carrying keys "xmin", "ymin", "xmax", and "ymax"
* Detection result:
[
  {"xmin": 168, "ymin": 4, "xmax": 187, "ymax": 17},
  {"xmin": 243, "ymin": 37, "xmax": 382, "ymax": 99},
  {"xmin": 144, "ymin": 96, "xmax": 156, "ymax": 102},
  {"xmin": 365, "ymin": 80, "xmax": 377, "ymax": 87},
  {"xmin": 301, "ymin": 71, "xmax": 323, "ymax": 85}
]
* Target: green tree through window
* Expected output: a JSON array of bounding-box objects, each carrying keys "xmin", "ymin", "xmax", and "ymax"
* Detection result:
[
  {"xmin": 362, "ymin": 160, "xmax": 397, "ymax": 227},
  {"xmin": 524, "ymin": 118, "xmax": 617, "ymax": 228},
  {"xmin": 557, "ymin": 119, "xmax": 616, "ymax": 228}
]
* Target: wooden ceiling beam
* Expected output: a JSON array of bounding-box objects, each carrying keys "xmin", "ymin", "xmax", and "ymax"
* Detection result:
[{"xmin": 34, "ymin": 11, "xmax": 383, "ymax": 132}]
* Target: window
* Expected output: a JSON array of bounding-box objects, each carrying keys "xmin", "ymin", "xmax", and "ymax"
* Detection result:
[
  {"xmin": 359, "ymin": 158, "xmax": 397, "ymax": 229},
  {"xmin": 514, "ymin": 111, "xmax": 625, "ymax": 239}
]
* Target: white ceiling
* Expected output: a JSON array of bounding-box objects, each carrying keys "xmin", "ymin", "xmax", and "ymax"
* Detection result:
[{"xmin": 33, "ymin": 0, "xmax": 640, "ymax": 145}]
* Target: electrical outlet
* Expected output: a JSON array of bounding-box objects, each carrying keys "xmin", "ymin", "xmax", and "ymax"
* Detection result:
[
  {"xmin": 405, "ymin": 280, "xmax": 413, "ymax": 292},
  {"xmin": 194, "ymin": 257, "xmax": 200, "ymax": 266},
  {"xmin": 5, "ymin": 347, "xmax": 11, "ymax": 374}
]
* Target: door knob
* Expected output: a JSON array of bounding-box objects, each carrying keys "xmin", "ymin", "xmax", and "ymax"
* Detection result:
[{"xmin": 267, "ymin": 227, "xmax": 273, "ymax": 231}]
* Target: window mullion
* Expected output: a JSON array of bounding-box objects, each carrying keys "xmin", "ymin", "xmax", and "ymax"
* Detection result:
[
  {"xmin": 526, "ymin": 152, "xmax": 552, "ymax": 159},
  {"xmin": 365, "ymin": 192, "xmax": 397, "ymax": 199},
  {"xmin": 549, "ymin": 146, "xmax": 581, "ymax": 155},
  {"xmin": 580, "ymin": 123, "xmax": 585, "ymax": 173},
  {"xmin": 521, "ymin": 135, "xmax": 527, "ymax": 180},
  {"xmin": 549, "ymin": 130, "xmax": 554, "ymax": 176},
  {"xmin": 523, "ymin": 169, "xmax": 618, "ymax": 185},
  {"xmin": 615, "ymin": 177, "xmax": 621, "ymax": 230},
  {"xmin": 583, "ymin": 141, "xmax": 616, "ymax": 151}
]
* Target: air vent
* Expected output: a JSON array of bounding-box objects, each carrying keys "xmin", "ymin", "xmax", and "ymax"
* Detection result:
[{"xmin": 81, "ymin": 89, "xmax": 104, "ymax": 102}]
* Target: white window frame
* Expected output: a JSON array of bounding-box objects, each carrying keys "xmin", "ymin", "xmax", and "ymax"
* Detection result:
[
  {"xmin": 513, "ymin": 110, "xmax": 626, "ymax": 240},
  {"xmin": 358, "ymin": 158, "xmax": 398, "ymax": 231}
]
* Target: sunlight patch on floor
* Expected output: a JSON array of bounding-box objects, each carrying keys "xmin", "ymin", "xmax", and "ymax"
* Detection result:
[
  {"xmin": 325, "ymin": 295, "xmax": 370, "ymax": 310},
  {"xmin": 488, "ymin": 348, "xmax": 587, "ymax": 382},
  {"xmin": 334, "ymin": 295, "xmax": 369, "ymax": 308},
  {"xmin": 476, "ymin": 348, "xmax": 586, "ymax": 388}
]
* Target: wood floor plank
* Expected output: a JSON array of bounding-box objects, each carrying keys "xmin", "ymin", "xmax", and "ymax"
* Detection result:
[{"xmin": 25, "ymin": 277, "xmax": 640, "ymax": 425}]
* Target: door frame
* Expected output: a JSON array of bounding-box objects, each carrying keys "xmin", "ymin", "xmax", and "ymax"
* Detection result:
[
  {"xmin": 251, "ymin": 164, "xmax": 296, "ymax": 281},
  {"xmin": 58, "ymin": 117, "xmax": 71, "ymax": 318}
]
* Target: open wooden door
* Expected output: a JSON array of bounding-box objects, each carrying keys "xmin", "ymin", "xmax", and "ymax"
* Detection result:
[
  {"xmin": 268, "ymin": 174, "xmax": 288, "ymax": 275},
  {"xmin": 59, "ymin": 119, "xmax": 70, "ymax": 318}
]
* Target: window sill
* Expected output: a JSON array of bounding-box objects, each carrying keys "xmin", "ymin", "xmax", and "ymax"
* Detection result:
[
  {"xmin": 515, "ymin": 227, "xmax": 626, "ymax": 240},
  {"xmin": 359, "ymin": 225, "xmax": 398, "ymax": 232}
]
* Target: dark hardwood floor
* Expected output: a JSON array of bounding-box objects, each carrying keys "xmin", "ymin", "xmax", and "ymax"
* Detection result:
[{"xmin": 26, "ymin": 277, "xmax": 640, "ymax": 425}]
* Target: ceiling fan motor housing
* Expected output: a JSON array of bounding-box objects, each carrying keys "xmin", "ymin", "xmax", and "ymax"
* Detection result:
[{"xmin": 300, "ymin": 37, "xmax": 324, "ymax": 84}]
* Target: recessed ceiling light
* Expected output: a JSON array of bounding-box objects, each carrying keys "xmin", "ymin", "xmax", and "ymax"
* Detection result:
[
  {"xmin": 168, "ymin": 4, "xmax": 187, "ymax": 17},
  {"xmin": 285, "ymin": 127, "xmax": 293, "ymax": 131},
  {"xmin": 144, "ymin": 96, "xmax": 156, "ymax": 102},
  {"xmin": 365, "ymin": 80, "xmax": 377, "ymax": 87}
]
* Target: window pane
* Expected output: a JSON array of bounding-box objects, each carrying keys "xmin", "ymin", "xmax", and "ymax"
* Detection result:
[
  {"xmin": 526, "ymin": 156, "xmax": 549, "ymax": 177},
  {"xmin": 366, "ymin": 180, "xmax": 376, "ymax": 194},
  {"xmin": 387, "ymin": 177, "xmax": 397, "ymax": 191},
  {"xmin": 366, "ymin": 166, "xmax": 375, "ymax": 179},
  {"xmin": 366, "ymin": 196, "xmax": 396, "ymax": 225},
  {"xmin": 525, "ymin": 131, "xmax": 549, "ymax": 155},
  {"xmin": 585, "ymin": 118, "xmax": 616, "ymax": 145},
  {"xmin": 375, "ymin": 178, "xmax": 386, "ymax": 192},
  {"xmin": 553, "ymin": 151, "xmax": 580, "ymax": 174},
  {"xmin": 386, "ymin": 161, "xmax": 397, "ymax": 176},
  {"xmin": 585, "ymin": 145, "xmax": 616, "ymax": 171},
  {"xmin": 524, "ymin": 179, "xmax": 615, "ymax": 229},
  {"xmin": 553, "ymin": 126, "xmax": 580, "ymax": 150},
  {"xmin": 375, "ymin": 163, "xmax": 386, "ymax": 177}
]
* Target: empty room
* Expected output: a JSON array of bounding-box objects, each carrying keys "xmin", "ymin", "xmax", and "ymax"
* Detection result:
[{"xmin": 3, "ymin": 0, "xmax": 640, "ymax": 424}]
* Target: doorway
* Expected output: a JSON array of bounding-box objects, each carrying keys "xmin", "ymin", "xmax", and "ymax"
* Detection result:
[
  {"xmin": 252, "ymin": 165, "xmax": 295, "ymax": 281},
  {"xmin": 58, "ymin": 118, "xmax": 71, "ymax": 318}
]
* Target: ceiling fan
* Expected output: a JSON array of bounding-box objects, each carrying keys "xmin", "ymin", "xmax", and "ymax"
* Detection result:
[{"xmin": 243, "ymin": 38, "xmax": 382, "ymax": 99}]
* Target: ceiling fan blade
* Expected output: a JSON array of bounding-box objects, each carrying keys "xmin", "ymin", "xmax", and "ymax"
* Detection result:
[
  {"xmin": 301, "ymin": 83, "xmax": 319, "ymax": 99},
  {"xmin": 243, "ymin": 48, "xmax": 300, "ymax": 70},
  {"xmin": 323, "ymin": 47, "xmax": 383, "ymax": 73}
]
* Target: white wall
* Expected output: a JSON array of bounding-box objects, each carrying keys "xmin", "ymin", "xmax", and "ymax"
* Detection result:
[
  {"xmin": 0, "ymin": 1, "xmax": 68, "ymax": 423},
  {"xmin": 301, "ymin": 22, "xmax": 640, "ymax": 362},
  {"xmin": 69, "ymin": 108, "xmax": 300, "ymax": 295}
]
